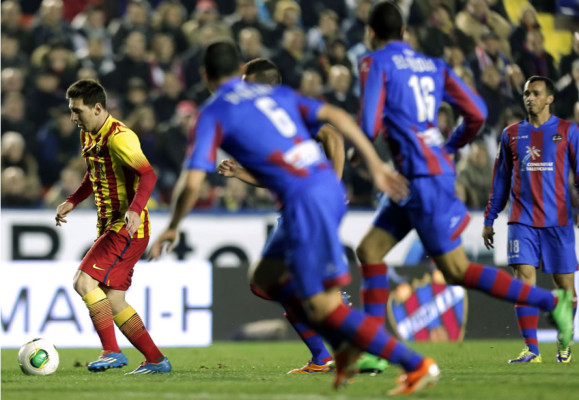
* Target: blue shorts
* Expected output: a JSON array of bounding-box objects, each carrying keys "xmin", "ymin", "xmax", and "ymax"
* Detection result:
[
  {"xmin": 261, "ymin": 216, "xmax": 285, "ymax": 259},
  {"xmin": 507, "ymin": 223, "xmax": 578, "ymax": 274},
  {"xmin": 278, "ymin": 175, "xmax": 350, "ymax": 299},
  {"xmin": 373, "ymin": 175, "xmax": 469, "ymax": 256}
]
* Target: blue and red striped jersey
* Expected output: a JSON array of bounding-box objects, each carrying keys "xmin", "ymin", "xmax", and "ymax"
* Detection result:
[
  {"xmin": 184, "ymin": 77, "xmax": 333, "ymax": 200},
  {"xmin": 484, "ymin": 116, "xmax": 579, "ymax": 227},
  {"xmin": 359, "ymin": 41, "xmax": 487, "ymax": 178}
]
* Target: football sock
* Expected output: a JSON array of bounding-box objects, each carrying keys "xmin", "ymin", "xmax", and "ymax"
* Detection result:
[
  {"xmin": 114, "ymin": 306, "xmax": 164, "ymax": 363},
  {"xmin": 515, "ymin": 304, "xmax": 540, "ymax": 355},
  {"xmin": 463, "ymin": 263, "xmax": 555, "ymax": 311},
  {"xmin": 360, "ymin": 263, "xmax": 389, "ymax": 325},
  {"xmin": 285, "ymin": 312, "xmax": 332, "ymax": 365},
  {"xmin": 82, "ymin": 288, "xmax": 121, "ymax": 353},
  {"xmin": 322, "ymin": 302, "xmax": 424, "ymax": 372}
]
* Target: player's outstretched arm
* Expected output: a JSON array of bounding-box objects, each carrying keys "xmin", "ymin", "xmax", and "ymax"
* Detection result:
[
  {"xmin": 218, "ymin": 159, "xmax": 263, "ymax": 187},
  {"xmin": 316, "ymin": 104, "xmax": 409, "ymax": 201},
  {"xmin": 149, "ymin": 169, "xmax": 206, "ymax": 260},
  {"xmin": 316, "ymin": 124, "xmax": 345, "ymax": 179}
]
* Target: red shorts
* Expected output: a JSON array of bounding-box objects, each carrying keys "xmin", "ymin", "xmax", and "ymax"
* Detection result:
[{"xmin": 79, "ymin": 228, "xmax": 149, "ymax": 290}]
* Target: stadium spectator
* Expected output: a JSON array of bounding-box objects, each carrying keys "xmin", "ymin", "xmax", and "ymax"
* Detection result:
[
  {"xmin": 509, "ymin": 3, "xmax": 541, "ymax": 62},
  {"xmin": 307, "ymin": 10, "xmax": 341, "ymax": 55},
  {"xmin": 468, "ymin": 31, "xmax": 511, "ymax": 94},
  {"xmin": 238, "ymin": 27, "xmax": 270, "ymax": 62},
  {"xmin": 516, "ymin": 30, "xmax": 559, "ymax": 82},
  {"xmin": 105, "ymin": 31, "xmax": 152, "ymax": 95},
  {"xmin": 1, "ymin": 33, "xmax": 30, "ymax": 71},
  {"xmin": 71, "ymin": 5, "xmax": 112, "ymax": 59},
  {"xmin": 455, "ymin": 0, "xmax": 512, "ymax": 58},
  {"xmin": 455, "ymin": 140, "xmax": 493, "ymax": 208},
  {"xmin": 1, "ymin": 67, "xmax": 26, "ymax": 97},
  {"xmin": 1, "ymin": 166, "xmax": 43, "ymax": 208},
  {"xmin": 326, "ymin": 38, "xmax": 353, "ymax": 71},
  {"xmin": 35, "ymin": 105, "xmax": 82, "ymax": 187},
  {"xmin": 270, "ymin": 1, "xmax": 302, "ymax": 48},
  {"xmin": 299, "ymin": 69, "xmax": 324, "ymax": 99},
  {"xmin": 31, "ymin": 0, "xmax": 75, "ymax": 50},
  {"xmin": 559, "ymin": 31, "xmax": 579, "ymax": 80},
  {"xmin": 124, "ymin": 105, "xmax": 161, "ymax": 168},
  {"xmin": 271, "ymin": 27, "xmax": 318, "ymax": 89},
  {"xmin": 151, "ymin": 71, "xmax": 187, "ymax": 123},
  {"xmin": 108, "ymin": 0, "xmax": 152, "ymax": 54},
  {"xmin": 121, "ymin": 77, "xmax": 150, "ymax": 117},
  {"xmin": 1, "ymin": 93, "xmax": 36, "ymax": 147},
  {"xmin": 44, "ymin": 161, "xmax": 93, "ymax": 209},
  {"xmin": 1, "ymin": 1, "xmax": 34, "ymax": 55},
  {"xmin": 148, "ymin": 32, "xmax": 185, "ymax": 90},
  {"xmin": 324, "ymin": 65, "xmax": 357, "ymax": 116},
  {"xmin": 156, "ymin": 100, "xmax": 198, "ymax": 201},
  {"xmin": 227, "ymin": 0, "xmax": 272, "ymax": 49},
  {"xmin": 31, "ymin": 40, "xmax": 79, "ymax": 92},
  {"xmin": 151, "ymin": 0, "xmax": 189, "ymax": 54},
  {"xmin": 298, "ymin": 0, "xmax": 348, "ymax": 30},
  {"xmin": 479, "ymin": 65, "xmax": 511, "ymax": 127},
  {"xmin": 343, "ymin": 0, "xmax": 372, "ymax": 48},
  {"xmin": 419, "ymin": 3, "xmax": 475, "ymax": 58},
  {"xmin": 556, "ymin": 59, "xmax": 579, "ymax": 120},
  {"xmin": 1, "ymin": 131, "xmax": 43, "ymax": 205},
  {"xmin": 76, "ymin": 37, "xmax": 116, "ymax": 81},
  {"xmin": 26, "ymin": 68, "xmax": 64, "ymax": 130}
]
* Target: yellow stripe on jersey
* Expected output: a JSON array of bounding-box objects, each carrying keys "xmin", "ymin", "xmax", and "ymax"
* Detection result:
[{"xmin": 81, "ymin": 115, "xmax": 152, "ymax": 238}]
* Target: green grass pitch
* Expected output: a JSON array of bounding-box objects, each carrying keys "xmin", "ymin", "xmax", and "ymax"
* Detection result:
[{"xmin": 2, "ymin": 340, "xmax": 578, "ymax": 400}]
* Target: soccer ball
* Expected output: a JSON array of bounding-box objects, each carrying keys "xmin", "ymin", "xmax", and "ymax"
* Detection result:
[{"xmin": 18, "ymin": 338, "xmax": 60, "ymax": 375}]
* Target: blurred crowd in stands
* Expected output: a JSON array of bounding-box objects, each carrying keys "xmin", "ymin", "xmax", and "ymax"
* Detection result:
[{"xmin": 1, "ymin": 0, "xmax": 579, "ymax": 212}]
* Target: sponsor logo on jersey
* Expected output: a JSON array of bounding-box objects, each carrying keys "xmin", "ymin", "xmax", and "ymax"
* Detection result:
[{"xmin": 552, "ymin": 134, "xmax": 562, "ymax": 143}]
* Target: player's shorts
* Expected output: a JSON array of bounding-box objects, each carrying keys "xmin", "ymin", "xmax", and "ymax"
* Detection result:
[
  {"xmin": 78, "ymin": 227, "xmax": 149, "ymax": 291},
  {"xmin": 280, "ymin": 173, "xmax": 350, "ymax": 299},
  {"xmin": 261, "ymin": 216, "xmax": 285, "ymax": 260},
  {"xmin": 507, "ymin": 222, "xmax": 578, "ymax": 274},
  {"xmin": 373, "ymin": 175, "xmax": 469, "ymax": 256}
]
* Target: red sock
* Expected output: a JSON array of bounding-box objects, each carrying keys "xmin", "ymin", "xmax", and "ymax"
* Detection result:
[
  {"xmin": 82, "ymin": 288, "xmax": 121, "ymax": 353},
  {"xmin": 114, "ymin": 306, "xmax": 164, "ymax": 363}
]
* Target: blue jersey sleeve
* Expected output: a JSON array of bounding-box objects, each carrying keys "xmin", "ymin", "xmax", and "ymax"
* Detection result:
[
  {"xmin": 569, "ymin": 122, "xmax": 579, "ymax": 190},
  {"xmin": 295, "ymin": 93, "xmax": 324, "ymax": 128},
  {"xmin": 442, "ymin": 65, "xmax": 488, "ymax": 153},
  {"xmin": 484, "ymin": 129, "xmax": 512, "ymax": 226},
  {"xmin": 359, "ymin": 55, "xmax": 386, "ymax": 140},
  {"xmin": 184, "ymin": 109, "xmax": 223, "ymax": 172}
]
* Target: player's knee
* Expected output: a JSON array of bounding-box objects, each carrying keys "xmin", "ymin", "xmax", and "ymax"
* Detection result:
[
  {"xmin": 73, "ymin": 273, "xmax": 98, "ymax": 296},
  {"xmin": 356, "ymin": 242, "xmax": 380, "ymax": 264}
]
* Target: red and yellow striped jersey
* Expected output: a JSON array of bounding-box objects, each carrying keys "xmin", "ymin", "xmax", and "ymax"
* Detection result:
[{"xmin": 80, "ymin": 115, "xmax": 155, "ymax": 238}]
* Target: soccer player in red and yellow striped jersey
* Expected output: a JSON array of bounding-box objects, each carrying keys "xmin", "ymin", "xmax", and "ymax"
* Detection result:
[{"xmin": 55, "ymin": 79, "xmax": 171, "ymax": 374}]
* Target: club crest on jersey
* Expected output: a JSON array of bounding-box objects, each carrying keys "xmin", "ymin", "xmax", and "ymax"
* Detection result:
[
  {"xmin": 388, "ymin": 271, "xmax": 467, "ymax": 342},
  {"xmin": 95, "ymin": 145, "xmax": 104, "ymax": 157},
  {"xmin": 552, "ymin": 134, "xmax": 562, "ymax": 143}
]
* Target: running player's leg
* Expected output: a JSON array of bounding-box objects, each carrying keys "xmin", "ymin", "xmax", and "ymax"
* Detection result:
[
  {"xmin": 249, "ymin": 252, "xmax": 332, "ymax": 372},
  {"xmin": 510, "ymin": 264, "xmax": 541, "ymax": 362},
  {"xmin": 266, "ymin": 184, "xmax": 438, "ymax": 394},
  {"xmin": 74, "ymin": 231, "xmax": 126, "ymax": 372},
  {"xmin": 410, "ymin": 175, "xmax": 573, "ymax": 348}
]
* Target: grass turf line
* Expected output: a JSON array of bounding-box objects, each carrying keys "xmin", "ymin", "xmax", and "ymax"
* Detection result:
[{"xmin": 2, "ymin": 340, "xmax": 578, "ymax": 400}]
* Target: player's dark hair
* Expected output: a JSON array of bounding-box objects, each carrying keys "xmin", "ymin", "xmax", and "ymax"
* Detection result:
[
  {"xmin": 526, "ymin": 75, "xmax": 555, "ymax": 96},
  {"xmin": 66, "ymin": 79, "xmax": 107, "ymax": 109},
  {"xmin": 204, "ymin": 41, "xmax": 241, "ymax": 81},
  {"xmin": 369, "ymin": 1, "xmax": 404, "ymax": 41},
  {"xmin": 244, "ymin": 58, "xmax": 282, "ymax": 85}
]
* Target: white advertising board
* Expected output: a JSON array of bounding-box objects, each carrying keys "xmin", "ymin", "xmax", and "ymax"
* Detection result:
[{"xmin": 1, "ymin": 261, "xmax": 212, "ymax": 348}]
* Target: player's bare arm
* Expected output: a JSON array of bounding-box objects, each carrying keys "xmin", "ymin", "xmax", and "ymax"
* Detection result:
[
  {"xmin": 482, "ymin": 225, "xmax": 495, "ymax": 249},
  {"xmin": 149, "ymin": 169, "xmax": 206, "ymax": 259},
  {"xmin": 316, "ymin": 124, "xmax": 345, "ymax": 179},
  {"xmin": 316, "ymin": 104, "xmax": 409, "ymax": 201},
  {"xmin": 55, "ymin": 201, "xmax": 75, "ymax": 226},
  {"xmin": 218, "ymin": 158, "xmax": 263, "ymax": 186}
]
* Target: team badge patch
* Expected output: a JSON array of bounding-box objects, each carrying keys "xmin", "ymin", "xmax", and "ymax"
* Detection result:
[
  {"xmin": 552, "ymin": 134, "xmax": 562, "ymax": 143},
  {"xmin": 96, "ymin": 145, "xmax": 104, "ymax": 157},
  {"xmin": 387, "ymin": 270, "xmax": 468, "ymax": 342}
]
